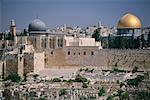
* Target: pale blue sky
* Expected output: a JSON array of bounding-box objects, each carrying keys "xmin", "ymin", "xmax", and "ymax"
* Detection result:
[{"xmin": 0, "ymin": 0, "xmax": 150, "ymax": 31}]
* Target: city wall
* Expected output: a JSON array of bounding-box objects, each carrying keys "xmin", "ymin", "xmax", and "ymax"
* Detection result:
[{"xmin": 45, "ymin": 48, "xmax": 150, "ymax": 71}]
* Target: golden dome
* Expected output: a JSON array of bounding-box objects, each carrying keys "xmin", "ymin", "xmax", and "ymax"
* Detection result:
[{"xmin": 117, "ymin": 13, "xmax": 141, "ymax": 29}]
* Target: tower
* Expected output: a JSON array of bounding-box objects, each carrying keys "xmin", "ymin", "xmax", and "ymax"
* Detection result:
[
  {"xmin": 10, "ymin": 19, "xmax": 16, "ymax": 36},
  {"xmin": 98, "ymin": 21, "xmax": 102, "ymax": 28}
]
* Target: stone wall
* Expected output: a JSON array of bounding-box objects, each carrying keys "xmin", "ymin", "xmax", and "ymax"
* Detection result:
[
  {"xmin": 17, "ymin": 54, "xmax": 24, "ymax": 78},
  {"xmin": 24, "ymin": 52, "xmax": 45, "ymax": 75},
  {"xmin": 45, "ymin": 48, "xmax": 67, "ymax": 68},
  {"xmin": 4, "ymin": 54, "xmax": 18, "ymax": 77},
  {"xmin": 24, "ymin": 53, "xmax": 34, "ymax": 75},
  {"xmin": 33, "ymin": 52, "xmax": 45, "ymax": 73},
  {"xmin": 106, "ymin": 49, "xmax": 150, "ymax": 70},
  {"xmin": 45, "ymin": 48, "xmax": 150, "ymax": 71},
  {"xmin": 0, "ymin": 61, "xmax": 3, "ymax": 79}
]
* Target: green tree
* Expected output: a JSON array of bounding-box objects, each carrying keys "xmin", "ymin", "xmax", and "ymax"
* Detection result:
[
  {"xmin": 129, "ymin": 34, "xmax": 134, "ymax": 49},
  {"xmin": 4, "ymin": 73, "xmax": 21, "ymax": 82},
  {"xmin": 23, "ymin": 73, "xmax": 27, "ymax": 82},
  {"xmin": 133, "ymin": 37, "xmax": 140, "ymax": 49},
  {"xmin": 148, "ymin": 32, "xmax": 150, "ymax": 47},
  {"xmin": 107, "ymin": 95, "xmax": 113, "ymax": 100},
  {"xmin": 136, "ymin": 90, "xmax": 150, "ymax": 100},
  {"xmin": 82, "ymin": 82, "xmax": 88, "ymax": 88},
  {"xmin": 127, "ymin": 75, "xmax": 145, "ymax": 86},
  {"xmin": 141, "ymin": 34, "xmax": 146, "ymax": 48},
  {"xmin": 132, "ymin": 66, "xmax": 138, "ymax": 73},
  {"xmin": 23, "ymin": 29, "xmax": 28, "ymax": 36},
  {"xmin": 75, "ymin": 74, "xmax": 87, "ymax": 83},
  {"xmin": 59, "ymin": 89, "xmax": 68, "ymax": 96},
  {"xmin": 120, "ymin": 91, "xmax": 130, "ymax": 100},
  {"xmin": 98, "ymin": 87, "xmax": 105, "ymax": 96},
  {"xmin": 33, "ymin": 74, "xmax": 39, "ymax": 80},
  {"xmin": 92, "ymin": 29, "xmax": 101, "ymax": 41},
  {"xmin": 51, "ymin": 77, "xmax": 61, "ymax": 82}
]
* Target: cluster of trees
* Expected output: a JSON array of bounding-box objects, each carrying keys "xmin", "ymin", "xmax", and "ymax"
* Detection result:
[
  {"xmin": 4, "ymin": 73, "xmax": 21, "ymax": 82},
  {"xmin": 59, "ymin": 89, "xmax": 68, "ymax": 96},
  {"xmin": 108, "ymin": 35, "xmax": 141, "ymax": 49},
  {"xmin": 135, "ymin": 90, "xmax": 150, "ymax": 100},
  {"xmin": 111, "ymin": 67, "xmax": 126, "ymax": 73},
  {"xmin": 92, "ymin": 29, "xmax": 150, "ymax": 49},
  {"xmin": 92, "ymin": 29, "xmax": 102, "ymax": 41},
  {"xmin": 50, "ymin": 77, "xmax": 61, "ymax": 82},
  {"xmin": 79, "ymin": 68, "xmax": 94, "ymax": 73},
  {"xmin": 49, "ymin": 74, "xmax": 90, "ymax": 88},
  {"xmin": 107, "ymin": 90, "xmax": 129, "ymax": 100},
  {"xmin": 3, "ymin": 32, "xmax": 14, "ymax": 40},
  {"xmin": 126, "ymin": 75, "xmax": 145, "ymax": 87},
  {"xmin": 2, "ymin": 29, "xmax": 28, "ymax": 40}
]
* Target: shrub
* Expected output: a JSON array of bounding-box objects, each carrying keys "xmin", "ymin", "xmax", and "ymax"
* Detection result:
[
  {"xmin": 50, "ymin": 77, "xmax": 61, "ymax": 82},
  {"xmin": 127, "ymin": 75, "xmax": 145, "ymax": 86},
  {"xmin": 136, "ymin": 90, "xmax": 150, "ymax": 100},
  {"xmin": 85, "ymin": 68, "xmax": 89, "ymax": 72},
  {"xmin": 75, "ymin": 74, "xmax": 87, "ymax": 83},
  {"xmin": 112, "ymin": 68, "xmax": 126, "ymax": 73},
  {"xmin": 132, "ymin": 66, "xmax": 138, "ymax": 73},
  {"xmin": 59, "ymin": 89, "xmax": 68, "ymax": 96},
  {"xmin": 79, "ymin": 68, "xmax": 84, "ymax": 72},
  {"xmin": 33, "ymin": 74, "xmax": 39, "ymax": 79},
  {"xmin": 4, "ymin": 73, "xmax": 21, "ymax": 82},
  {"xmin": 90, "ymin": 68, "xmax": 94, "ymax": 73},
  {"xmin": 67, "ymin": 79, "xmax": 75, "ymax": 83},
  {"xmin": 98, "ymin": 87, "xmax": 105, "ymax": 96},
  {"xmin": 82, "ymin": 82, "xmax": 88, "ymax": 88},
  {"xmin": 107, "ymin": 95, "xmax": 113, "ymax": 100}
]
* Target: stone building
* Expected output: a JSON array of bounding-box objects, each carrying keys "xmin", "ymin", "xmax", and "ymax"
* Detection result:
[{"xmin": 0, "ymin": 44, "xmax": 45, "ymax": 78}]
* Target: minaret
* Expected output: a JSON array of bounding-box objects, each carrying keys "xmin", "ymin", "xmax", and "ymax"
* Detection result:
[
  {"xmin": 10, "ymin": 19, "xmax": 16, "ymax": 36},
  {"xmin": 63, "ymin": 24, "xmax": 66, "ymax": 31},
  {"xmin": 98, "ymin": 21, "xmax": 102, "ymax": 28},
  {"xmin": 10, "ymin": 19, "xmax": 18, "ymax": 46}
]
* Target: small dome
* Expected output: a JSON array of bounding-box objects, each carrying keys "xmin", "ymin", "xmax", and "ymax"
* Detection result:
[
  {"xmin": 28, "ymin": 19, "xmax": 47, "ymax": 32},
  {"xmin": 117, "ymin": 13, "xmax": 142, "ymax": 29}
]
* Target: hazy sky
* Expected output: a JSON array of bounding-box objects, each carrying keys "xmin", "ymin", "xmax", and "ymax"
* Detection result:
[{"xmin": 0, "ymin": 0, "xmax": 150, "ymax": 31}]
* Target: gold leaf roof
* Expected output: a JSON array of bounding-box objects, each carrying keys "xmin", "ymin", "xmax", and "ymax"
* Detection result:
[{"xmin": 117, "ymin": 13, "xmax": 141, "ymax": 29}]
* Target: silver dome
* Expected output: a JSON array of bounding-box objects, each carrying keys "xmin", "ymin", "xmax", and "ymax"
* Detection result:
[{"xmin": 28, "ymin": 19, "xmax": 47, "ymax": 32}]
